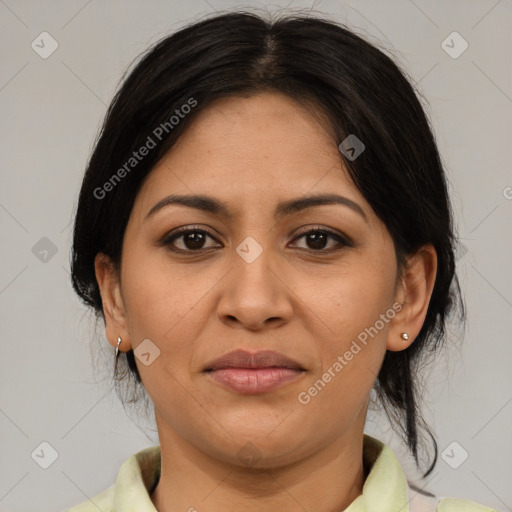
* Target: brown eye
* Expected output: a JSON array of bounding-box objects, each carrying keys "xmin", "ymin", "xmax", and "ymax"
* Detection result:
[
  {"xmin": 159, "ymin": 226, "xmax": 351, "ymax": 255},
  {"xmin": 161, "ymin": 227, "xmax": 221, "ymax": 252},
  {"xmin": 290, "ymin": 228, "xmax": 351, "ymax": 252}
]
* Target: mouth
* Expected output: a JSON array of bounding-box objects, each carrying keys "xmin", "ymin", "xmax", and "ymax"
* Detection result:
[{"xmin": 203, "ymin": 350, "xmax": 306, "ymax": 394}]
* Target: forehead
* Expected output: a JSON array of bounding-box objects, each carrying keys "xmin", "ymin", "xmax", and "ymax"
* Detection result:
[{"xmin": 132, "ymin": 92, "xmax": 368, "ymax": 219}]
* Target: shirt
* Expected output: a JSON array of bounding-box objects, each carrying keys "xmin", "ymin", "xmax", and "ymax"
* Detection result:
[{"xmin": 66, "ymin": 434, "xmax": 498, "ymax": 512}]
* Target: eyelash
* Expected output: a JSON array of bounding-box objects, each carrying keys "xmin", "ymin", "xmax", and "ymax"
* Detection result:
[{"xmin": 159, "ymin": 225, "xmax": 352, "ymax": 255}]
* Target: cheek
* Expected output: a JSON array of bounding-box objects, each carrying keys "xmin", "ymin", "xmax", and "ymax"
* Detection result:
[
  {"xmin": 304, "ymin": 257, "xmax": 395, "ymax": 399},
  {"xmin": 121, "ymin": 247, "xmax": 208, "ymax": 338},
  {"xmin": 317, "ymin": 259, "xmax": 396, "ymax": 344},
  {"xmin": 295, "ymin": 279, "xmax": 392, "ymax": 437},
  {"xmin": 119, "ymin": 259, "xmax": 199, "ymax": 417},
  {"xmin": 120, "ymin": 249, "xmax": 224, "ymax": 385}
]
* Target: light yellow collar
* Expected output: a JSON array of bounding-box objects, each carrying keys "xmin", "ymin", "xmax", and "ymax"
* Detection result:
[{"xmin": 111, "ymin": 434, "xmax": 409, "ymax": 512}]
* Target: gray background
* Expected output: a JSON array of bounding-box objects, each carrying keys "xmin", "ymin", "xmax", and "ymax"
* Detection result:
[{"xmin": 0, "ymin": 0, "xmax": 511, "ymax": 510}]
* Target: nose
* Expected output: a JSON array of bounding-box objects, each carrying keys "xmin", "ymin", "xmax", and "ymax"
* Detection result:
[{"xmin": 216, "ymin": 243, "xmax": 294, "ymax": 331}]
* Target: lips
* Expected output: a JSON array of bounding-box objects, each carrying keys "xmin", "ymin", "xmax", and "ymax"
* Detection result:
[
  {"xmin": 203, "ymin": 350, "xmax": 306, "ymax": 394},
  {"xmin": 203, "ymin": 349, "xmax": 305, "ymax": 371}
]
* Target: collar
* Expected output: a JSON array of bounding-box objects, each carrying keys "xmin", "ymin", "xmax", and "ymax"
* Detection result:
[
  {"xmin": 347, "ymin": 434, "xmax": 409, "ymax": 511},
  {"xmin": 111, "ymin": 434, "xmax": 410, "ymax": 512}
]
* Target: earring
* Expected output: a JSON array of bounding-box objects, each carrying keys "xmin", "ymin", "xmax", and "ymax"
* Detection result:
[
  {"xmin": 115, "ymin": 336, "xmax": 122, "ymax": 358},
  {"xmin": 400, "ymin": 333, "xmax": 409, "ymax": 341}
]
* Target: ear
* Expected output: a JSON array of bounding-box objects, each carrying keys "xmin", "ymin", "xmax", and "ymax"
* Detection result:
[
  {"xmin": 387, "ymin": 244, "xmax": 437, "ymax": 352},
  {"xmin": 94, "ymin": 253, "xmax": 131, "ymax": 352}
]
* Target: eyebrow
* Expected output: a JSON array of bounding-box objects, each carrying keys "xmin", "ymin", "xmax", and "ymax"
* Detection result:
[{"xmin": 144, "ymin": 193, "xmax": 367, "ymax": 222}]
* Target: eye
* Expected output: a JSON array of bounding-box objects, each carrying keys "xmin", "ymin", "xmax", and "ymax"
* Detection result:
[
  {"xmin": 160, "ymin": 226, "xmax": 221, "ymax": 252},
  {"xmin": 159, "ymin": 225, "xmax": 352, "ymax": 254},
  {"xmin": 289, "ymin": 227, "xmax": 351, "ymax": 252}
]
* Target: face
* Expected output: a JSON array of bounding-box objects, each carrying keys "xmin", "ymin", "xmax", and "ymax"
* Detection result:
[{"xmin": 97, "ymin": 91, "xmax": 432, "ymax": 468}]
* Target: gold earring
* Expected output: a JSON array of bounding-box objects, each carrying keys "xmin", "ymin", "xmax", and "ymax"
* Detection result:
[{"xmin": 400, "ymin": 333, "xmax": 409, "ymax": 340}]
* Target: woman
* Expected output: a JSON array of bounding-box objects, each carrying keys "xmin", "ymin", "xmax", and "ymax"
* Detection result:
[{"xmin": 67, "ymin": 10, "xmax": 497, "ymax": 512}]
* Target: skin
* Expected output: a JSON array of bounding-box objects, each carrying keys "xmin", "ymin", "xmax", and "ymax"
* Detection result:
[{"xmin": 95, "ymin": 91, "xmax": 437, "ymax": 512}]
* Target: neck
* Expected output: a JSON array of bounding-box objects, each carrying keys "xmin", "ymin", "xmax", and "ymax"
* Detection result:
[{"xmin": 151, "ymin": 420, "xmax": 367, "ymax": 512}]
